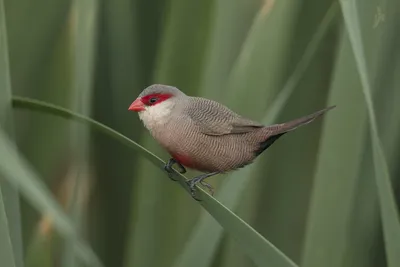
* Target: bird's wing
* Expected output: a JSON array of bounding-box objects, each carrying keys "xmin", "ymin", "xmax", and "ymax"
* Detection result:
[{"xmin": 186, "ymin": 97, "xmax": 263, "ymax": 136}]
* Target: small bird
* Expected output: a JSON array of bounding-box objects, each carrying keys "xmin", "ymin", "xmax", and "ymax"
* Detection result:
[{"xmin": 128, "ymin": 84, "xmax": 335, "ymax": 199}]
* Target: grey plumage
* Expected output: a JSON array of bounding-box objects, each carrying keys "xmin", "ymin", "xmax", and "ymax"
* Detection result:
[{"xmin": 132, "ymin": 84, "xmax": 335, "ymax": 174}]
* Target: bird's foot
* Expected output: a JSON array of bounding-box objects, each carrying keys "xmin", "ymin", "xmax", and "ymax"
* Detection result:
[
  {"xmin": 186, "ymin": 172, "xmax": 218, "ymax": 201},
  {"xmin": 164, "ymin": 158, "xmax": 186, "ymax": 181}
]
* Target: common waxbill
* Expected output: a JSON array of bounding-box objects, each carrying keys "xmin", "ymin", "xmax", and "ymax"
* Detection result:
[{"xmin": 128, "ymin": 84, "xmax": 335, "ymax": 199}]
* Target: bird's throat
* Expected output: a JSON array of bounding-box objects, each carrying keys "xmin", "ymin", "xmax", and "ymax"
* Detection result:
[{"xmin": 138, "ymin": 100, "xmax": 174, "ymax": 130}]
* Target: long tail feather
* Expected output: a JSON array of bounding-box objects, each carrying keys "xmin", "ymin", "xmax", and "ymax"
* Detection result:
[
  {"xmin": 254, "ymin": 105, "xmax": 335, "ymax": 156},
  {"xmin": 272, "ymin": 105, "xmax": 336, "ymax": 133}
]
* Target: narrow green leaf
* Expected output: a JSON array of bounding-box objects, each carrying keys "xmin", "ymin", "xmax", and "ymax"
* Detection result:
[
  {"xmin": 0, "ymin": 187, "xmax": 16, "ymax": 267},
  {"xmin": 92, "ymin": 0, "xmax": 140, "ymax": 265},
  {"xmin": 4, "ymin": 0, "xmax": 70, "ymax": 95},
  {"xmin": 0, "ymin": 0, "xmax": 11, "ymax": 122},
  {"xmin": 199, "ymin": 0, "xmax": 260, "ymax": 99},
  {"xmin": 12, "ymin": 96, "xmax": 296, "ymax": 267},
  {"xmin": 126, "ymin": 1, "xmax": 215, "ymax": 266},
  {"xmin": 339, "ymin": 1, "xmax": 400, "ymax": 266},
  {"xmin": 173, "ymin": 3, "xmax": 338, "ymax": 267},
  {"xmin": 225, "ymin": 0, "xmax": 303, "ymax": 118},
  {"xmin": 0, "ymin": 0, "xmax": 23, "ymax": 265},
  {"xmin": 153, "ymin": 0, "xmax": 214, "ymax": 88},
  {"xmin": 301, "ymin": 30, "xmax": 369, "ymax": 267},
  {"xmin": 62, "ymin": 0, "xmax": 98, "ymax": 266},
  {"xmin": 24, "ymin": 232, "xmax": 53, "ymax": 267},
  {"xmin": 0, "ymin": 128, "xmax": 103, "ymax": 267}
]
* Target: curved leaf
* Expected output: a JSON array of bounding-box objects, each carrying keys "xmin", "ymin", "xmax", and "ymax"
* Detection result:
[
  {"xmin": 61, "ymin": 0, "xmax": 99, "ymax": 266},
  {"xmin": 173, "ymin": 3, "xmax": 339, "ymax": 267},
  {"xmin": 339, "ymin": 1, "xmax": 400, "ymax": 267},
  {"xmin": 12, "ymin": 96, "xmax": 297, "ymax": 267},
  {"xmin": 0, "ymin": 0, "xmax": 23, "ymax": 265},
  {"xmin": 0, "ymin": 128, "xmax": 103, "ymax": 267}
]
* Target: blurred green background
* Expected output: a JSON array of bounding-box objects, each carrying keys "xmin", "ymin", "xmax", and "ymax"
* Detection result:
[{"xmin": 1, "ymin": 0, "xmax": 400, "ymax": 266}]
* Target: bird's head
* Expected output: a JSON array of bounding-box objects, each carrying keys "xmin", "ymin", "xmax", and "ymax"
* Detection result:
[{"xmin": 128, "ymin": 84, "xmax": 186, "ymax": 127}]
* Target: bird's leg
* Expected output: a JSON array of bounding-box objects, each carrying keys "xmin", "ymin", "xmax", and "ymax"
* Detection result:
[
  {"xmin": 164, "ymin": 158, "xmax": 186, "ymax": 181},
  {"xmin": 186, "ymin": 172, "xmax": 219, "ymax": 200},
  {"xmin": 165, "ymin": 158, "xmax": 186, "ymax": 174}
]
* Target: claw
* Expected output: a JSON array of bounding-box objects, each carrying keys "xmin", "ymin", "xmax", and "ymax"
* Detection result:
[
  {"xmin": 164, "ymin": 158, "xmax": 178, "ymax": 181},
  {"xmin": 200, "ymin": 181, "xmax": 214, "ymax": 196},
  {"xmin": 186, "ymin": 180, "xmax": 202, "ymax": 201},
  {"xmin": 163, "ymin": 164, "xmax": 172, "ymax": 173},
  {"xmin": 177, "ymin": 163, "xmax": 186, "ymax": 174},
  {"xmin": 186, "ymin": 172, "xmax": 219, "ymax": 200},
  {"xmin": 164, "ymin": 158, "xmax": 187, "ymax": 181}
]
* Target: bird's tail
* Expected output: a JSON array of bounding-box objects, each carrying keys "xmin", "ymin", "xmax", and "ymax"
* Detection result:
[
  {"xmin": 270, "ymin": 105, "xmax": 336, "ymax": 134},
  {"xmin": 254, "ymin": 105, "xmax": 335, "ymax": 156}
]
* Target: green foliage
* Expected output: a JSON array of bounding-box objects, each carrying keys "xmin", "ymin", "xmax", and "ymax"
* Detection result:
[
  {"xmin": 0, "ymin": 0, "xmax": 22, "ymax": 265},
  {"xmin": 1, "ymin": 0, "xmax": 400, "ymax": 267},
  {"xmin": 339, "ymin": 1, "xmax": 400, "ymax": 266},
  {"xmin": 12, "ymin": 96, "xmax": 297, "ymax": 267}
]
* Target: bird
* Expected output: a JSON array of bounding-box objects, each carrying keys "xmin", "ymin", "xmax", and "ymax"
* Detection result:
[{"xmin": 128, "ymin": 84, "xmax": 335, "ymax": 200}]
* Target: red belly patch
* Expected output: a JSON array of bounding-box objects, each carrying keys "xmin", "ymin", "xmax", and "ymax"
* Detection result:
[{"xmin": 171, "ymin": 152, "xmax": 197, "ymax": 169}]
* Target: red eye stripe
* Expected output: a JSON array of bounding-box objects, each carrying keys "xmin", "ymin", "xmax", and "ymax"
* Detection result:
[{"xmin": 141, "ymin": 93, "xmax": 173, "ymax": 106}]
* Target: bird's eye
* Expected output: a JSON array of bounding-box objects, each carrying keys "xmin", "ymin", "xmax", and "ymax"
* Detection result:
[{"xmin": 149, "ymin": 97, "xmax": 158, "ymax": 104}]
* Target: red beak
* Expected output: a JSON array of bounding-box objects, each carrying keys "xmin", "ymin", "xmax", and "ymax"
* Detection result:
[{"xmin": 128, "ymin": 98, "xmax": 145, "ymax": 112}]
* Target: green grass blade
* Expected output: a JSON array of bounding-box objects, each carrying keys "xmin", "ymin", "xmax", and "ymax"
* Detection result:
[
  {"xmin": 125, "ymin": 1, "xmax": 215, "ymax": 266},
  {"xmin": 62, "ymin": 0, "xmax": 98, "ymax": 266},
  {"xmin": 153, "ymin": 0, "xmax": 214, "ymax": 88},
  {"xmin": 301, "ymin": 31, "xmax": 369, "ymax": 267},
  {"xmin": 339, "ymin": 1, "xmax": 400, "ymax": 266},
  {"xmin": 199, "ymin": 0, "xmax": 260, "ymax": 99},
  {"xmin": 173, "ymin": 4, "xmax": 338, "ymax": 267},
  {"xmin": 24, "ymin": 233, "xmax": 53, "ymax": 267},
  {"xmin": 0, "ymin": 186, "xmax": 16, "ymax": 267},
  {"xmin": 12, "ymin": 97, "xmax": 163, "ymax": 165},
  {"xmin": 0, "ymin": 0, "xmax": 11, "ymax": 123},
  {"xmin": 93, "ymin": 0, "xmax": 140, "ymax": 265},
  {"xmin": 4, "ymin": 0, "xmax": 70, "ymax": 96},
  {"xmin": 0, "ymin": 0, "xmax": 23, "ymax": 265},
  {"xmin": 0, "ymin": 128, "xmax": 103, "ymax": 267},
  {"xmin": 225, "ymin": 0, "xmax": 302, "ymax": 118},
  {"xmin": 12, "ymin": 96, "xmax": 296, "ymax": 267}
]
